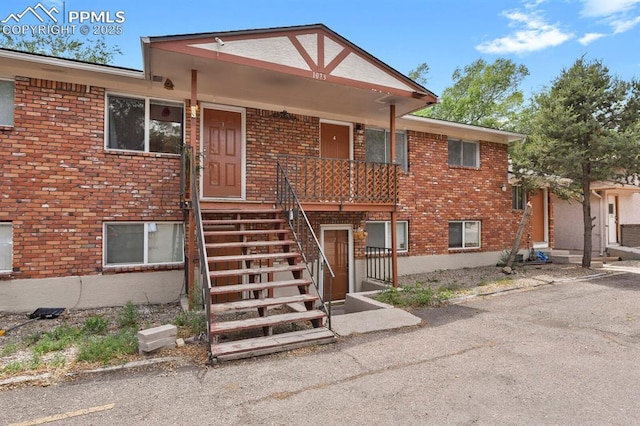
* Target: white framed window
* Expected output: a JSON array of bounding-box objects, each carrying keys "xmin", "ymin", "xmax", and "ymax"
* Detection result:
[
  {"xmin": 365, "ymin": 221, "xmax": 408, "ymax": 252},
  {"xmin": 0, "ymin": 79, "xmax": 15, "ymax": 127},
  {"xmin": 448, "ymin": 138, "xmax": 479, "ymax": 167},
  {"xmin": 365, "ymin": 128, "xmax": 407, "ymax": 171},
  {"xmin": 104, "ymin": 222, "xmax": 184, "ymax": 266},
  {"xmin": 0, "ymin": 223, "xmax": 12, "ymax": 272},
  {"xmin": 512, "ymin": 186, "xmax": 526, "ymax": 210},
  {"xmin": 449, "ymin": 221, "xmax": 481, "ymax": 249},
  {"xmin": 106, "ymin": 94, "xmax": 184, "ymax": 154}
]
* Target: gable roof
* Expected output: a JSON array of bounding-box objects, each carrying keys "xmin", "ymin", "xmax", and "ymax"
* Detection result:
[{"xmin": 142, "ymin": 24, "xmax": 437, "ymax": 121}]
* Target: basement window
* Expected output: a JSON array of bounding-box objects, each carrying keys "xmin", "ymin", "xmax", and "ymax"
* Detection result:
[
  {"xmin": 0, "ymin": 79, "xmax": 15, "ymax": 127},
  {"xmin": 0, "ymin": 223, "xmax": 12, "ymax": 272},
  {"xmin": 365, "ymin": 221, "xmax": 408, "ymax": 252},
  {"xmin": 104, "ymin": 222, "xmax": 184, "ymax": 266},
  {"xmin": 449, "ymin": 221, "xmax": 481, "ymax": 249},
  {"xmin": 106, "ymin": 94, "xmax": 184, "ymax": 154}
]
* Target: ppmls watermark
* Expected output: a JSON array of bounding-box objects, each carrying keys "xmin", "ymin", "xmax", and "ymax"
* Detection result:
[{"xmin": 1, "ymin": 2, "xmax": 125, "ymax": 37}]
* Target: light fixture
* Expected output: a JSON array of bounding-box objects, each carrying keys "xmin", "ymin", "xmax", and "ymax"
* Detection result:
[
  {"xmin": 501, "ymin": 183, "xmax": 507, "ymax": 192},
  {"xmin": 163, "ymin": 78, "xmax": 174, "ymax": 90},
  {"xmin": 215, "ymin": 37, "xmax": 225, "ymax": 47},
  {"xmin": 355, "ymin": 123, "xmax": 364, "ymax": 135}
]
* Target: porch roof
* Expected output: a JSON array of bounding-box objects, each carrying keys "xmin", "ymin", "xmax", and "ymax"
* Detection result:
[{"xmin": 142, "ymin": 24, "xmax": 438, "ymax": 122}]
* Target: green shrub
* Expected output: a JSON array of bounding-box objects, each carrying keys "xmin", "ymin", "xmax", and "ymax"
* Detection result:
[
  {"xmin": 77, "ymin": 329, "xmax": 138, "ymax": 364},
  {"xmin": 117, "ymin": 301, "xmax": 140, "ymax": 329},
  {"xmin": 83, "ymin": 315, "xmax": 109, "ymax": 335},
  {"xmin": 174, "ymin": 311, "xmax": 206, "ymax": 335},
  {"xmin": 31, "ymin": 324, "xmax": 82, "ymax": 355}
]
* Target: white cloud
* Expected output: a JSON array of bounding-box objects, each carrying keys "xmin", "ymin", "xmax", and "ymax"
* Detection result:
[
  {"xmin": 476, "ymin": 10, "xmax": 573, "ymax": 54},
  {"xmin": 610, "ymin": 15, "xmax": 640, "ymax": 32},
  {"xmin": 581, "ymin": 0, "xmax": 640, "ymax": 17},
  {"xmin": 580, "ymin": 0, "xmax": 640, "ymax": 33},
  {"xmin": 578, "ymin": 32, "xmax": 606, "ymax": 44}
]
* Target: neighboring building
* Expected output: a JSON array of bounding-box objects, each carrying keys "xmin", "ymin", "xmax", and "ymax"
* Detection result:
[
  {"xmin": 554, "ymin": 181, "xmax": 640, "ymax": 254},
  {"xmin": 0, "ymin": 24, "xmax": 528, "ymax": 359}
]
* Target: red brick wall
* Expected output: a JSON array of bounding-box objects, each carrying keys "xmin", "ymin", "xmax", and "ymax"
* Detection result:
[
  {"xmin": 0, "ymin": 77, "xmax": 183, "ymax": 279},
  {"xmin": 245, "ymin": 109, "xmax": 320, "ymax": 201},
  {"xmin": 368, "ymin": 130, "xmax": 524, "ymax": 257}
]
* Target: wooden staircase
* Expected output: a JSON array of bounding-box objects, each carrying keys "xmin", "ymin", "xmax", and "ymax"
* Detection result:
[{"xmin": 201, "ymin": 207, "xmax": 335, "ymax": 362}]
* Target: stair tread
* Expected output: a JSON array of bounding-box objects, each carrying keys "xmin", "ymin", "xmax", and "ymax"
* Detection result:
[
  {"xmin": 211, "ymin": 328, "xmax": 335, "ymax": 360},
  {"xmin": 208, "ymin": 252, "xmax": 299, "ymax": 263},
  {"xmin": 202, "ymin": 208, "xmax": 281, "ymax": 214},
  {"xmin": 210, "ymin": 264, "xmax": 305, "ymax": 278},
  {"xmin": 211, "ymin": 310, "xmax": 326, "ymax": 334},
  {"xmin": 203, "ymin": 218, "xmax": 285, "ymax": 225},
  {"xmin": 210, "ymin": 278, "xmax": 312, "ymax": 295},
  {"xmin": 204, "ymin": 229, "xmax": 290, "ymax": 236},
  {"xmin": 206, "ymin": 240, "xmax": 295, "ymax": 249},
  {"xmin": 211, "ymin": 294, "xmax": 318, "ymax": 313}
]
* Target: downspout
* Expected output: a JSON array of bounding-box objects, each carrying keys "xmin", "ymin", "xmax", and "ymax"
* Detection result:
[
  {"xmin": 187, "ymin": 69, "xmax": 198, "ymax": 309},
  {"xmin": 389, "ymin": 104, "xmax": 399, "ymax": 288}
]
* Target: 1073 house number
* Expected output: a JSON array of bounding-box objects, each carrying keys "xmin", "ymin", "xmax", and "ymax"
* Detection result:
[{"xmin": 312, "ymin": 72, "xmax": 327, "ymax": 80}]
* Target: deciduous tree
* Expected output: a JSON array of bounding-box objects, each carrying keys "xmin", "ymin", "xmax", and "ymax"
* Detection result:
[
  {"xmin": 415, "ymin": 58, "xmax": 529, "ymax": 131},
  {"xmin": 1, "ymin": 31, "xmax": 121, "ymax": 64}
]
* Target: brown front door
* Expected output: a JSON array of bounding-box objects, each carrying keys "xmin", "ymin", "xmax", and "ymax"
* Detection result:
[
  {"xmin": 530, "ymin": 191, "xmax": 546, "ymax": 243},
  {"xmin": 323, "ymin": 229, "xmax": 349, "ymax": 302},
  {"xmin": 203, "ymin": 108, "xmax": 242, "ymax": 198},
  {"xmin": 320, "ymin": 123, "xmax": 350, "ymax": 159}
]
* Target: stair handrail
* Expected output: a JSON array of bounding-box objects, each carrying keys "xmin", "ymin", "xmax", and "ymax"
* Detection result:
[
  {"xmin": 184, "ymin": 144, "xmax": 212, "ymax": 345},
  {"xmin": 276, "ymin": 158, "xmax": 335, "ymax": 330}
]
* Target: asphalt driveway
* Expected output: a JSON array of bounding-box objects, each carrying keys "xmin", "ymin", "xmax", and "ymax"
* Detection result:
[{"xmin": 2, "ymin": 271, "xmax": 639, "ymax": 425}]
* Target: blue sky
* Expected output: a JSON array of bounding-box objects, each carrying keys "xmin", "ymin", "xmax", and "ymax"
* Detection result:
[{"xmin": 2, "ymin": 0, "xmax": 640, "ymax": 98}]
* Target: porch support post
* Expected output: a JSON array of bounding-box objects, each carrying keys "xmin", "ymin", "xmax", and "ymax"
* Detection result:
[
  {"xmin": 187, "ymin": 69, "xmax": 198, "ymax": 309},
  {"xmin": 389, "ymin": 104, "xmax": 399, "ymax": 288}
]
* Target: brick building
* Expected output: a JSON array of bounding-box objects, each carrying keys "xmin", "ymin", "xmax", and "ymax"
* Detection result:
[{"xmin": 1, "ymin": 25, "xmax": 548, "ymax": 358}]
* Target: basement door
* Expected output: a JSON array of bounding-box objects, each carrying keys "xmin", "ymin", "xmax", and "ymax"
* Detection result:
[
  {"xmin": 321, "ymin": 227, "xmax": 351, "ymax": 302},
  {"xmin": 202, "ymin": 107, "xmax": 244, "ymax": 199}
]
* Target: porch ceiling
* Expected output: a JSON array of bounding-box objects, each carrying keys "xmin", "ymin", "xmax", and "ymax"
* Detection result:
[{"xmin": 146, "ymin": 48, "xmax": 431, "ymax": 122}]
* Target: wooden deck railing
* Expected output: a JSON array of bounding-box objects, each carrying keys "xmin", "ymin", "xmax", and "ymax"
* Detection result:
[{"xmin": 277, "ymin": 155, "xmax": 398, "ymax": 205}]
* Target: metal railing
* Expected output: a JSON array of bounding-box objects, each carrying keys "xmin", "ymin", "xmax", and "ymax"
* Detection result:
[
  {"xmin": 365, "ymin": 246, "xmax": 392, "ymax": 284},
  {"xmin": 183, "ymin": 144, "xmax": 212, "ymax": 345},
  {"xmin": 278, "ymin": 155, "xmax": 398, "ymax": 205},
  {"xmin": 276, "ymin": 159, "xmax": 335, "ymax": 330}
]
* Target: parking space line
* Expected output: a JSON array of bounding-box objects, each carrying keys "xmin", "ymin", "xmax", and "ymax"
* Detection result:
[{"xmin": 9, "ymin": 403, "xmax": 116, "ymax": 426}]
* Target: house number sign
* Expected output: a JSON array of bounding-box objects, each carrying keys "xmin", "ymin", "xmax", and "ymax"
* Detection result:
[{"xmin": 312, "ymin": 71, "xmax": 327, "ymax": 80}]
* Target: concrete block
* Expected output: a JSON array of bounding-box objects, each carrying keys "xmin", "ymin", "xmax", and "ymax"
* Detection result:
[
  {"xmin": 176, "ymin": 338, "xmax": 185, "ymax": 347},
  {"xmin": 138, "ymin": 324, "xmax": 178, "ymax": 353},
  {"xmin": 139, "ymin": 336, "xmax": 176, "ymax": 353},
  {"xmin": 138, "ymin": 324, "xmax": 177, "ymax": 341}
]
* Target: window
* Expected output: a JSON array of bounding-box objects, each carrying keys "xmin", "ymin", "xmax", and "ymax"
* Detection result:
[
  {"xmin": 512, "ymin": 186, "xmax": 526, "ymax": 210},
  {"xmin": 448, "ymin": 139, "xmax": 478, "ymax": 167},
  {"xmin": 449, "ymin": 221, "xmax": 481, "ymax": 249},
  {"xmin": 365, "ymin": 128, "xmax": 407, "ymax": 171},
  {"xmin": 0, "ymin": 223, "xmax": 12, "ymax": 272},
  {"xmin": 104, "ymin": 222, "xmax": 184, "ymax": 266},
  {"xmin": 0, "ymin": 80, "xmax": 15, "ymax": 127},
  {"xmin": 365, "ymin": 221, "xmax": 408, "ymax": 252},
  {"xmin": 107, "ymin": 94, "xmax": 183, "ymax": 154}
]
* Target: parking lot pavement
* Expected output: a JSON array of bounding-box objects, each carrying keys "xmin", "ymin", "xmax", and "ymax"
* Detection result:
[{"xmin": 2, "ymin": 272, "xmax": 640, "ymax": 425}]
